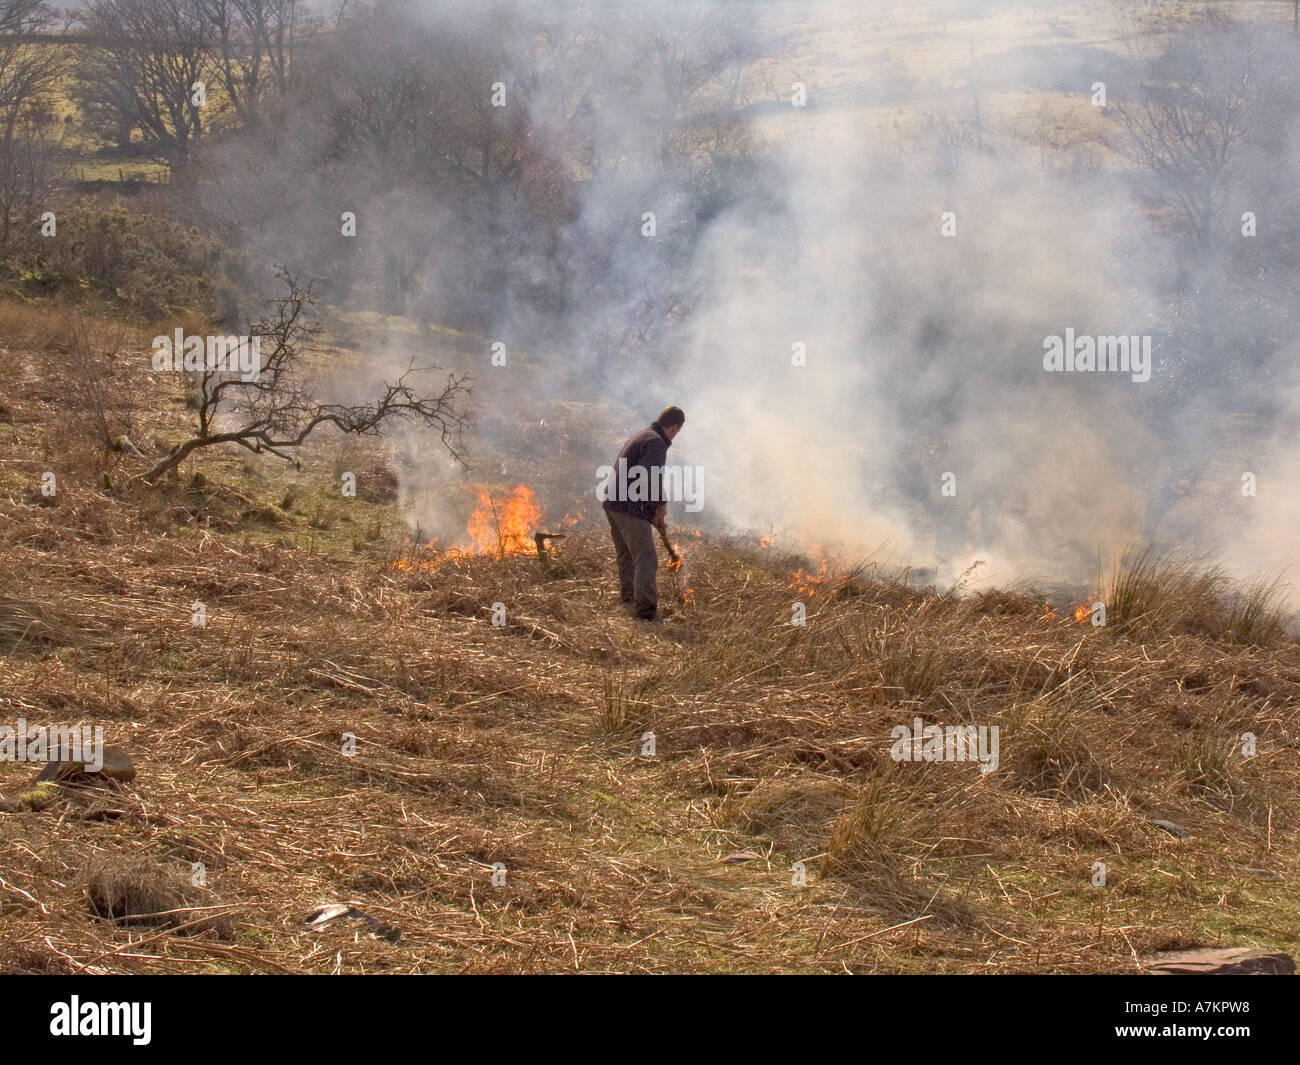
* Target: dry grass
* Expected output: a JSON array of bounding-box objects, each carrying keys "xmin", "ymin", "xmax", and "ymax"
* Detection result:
[
  {"xmin": 85, "ymin": 859, "xmax": 236, "ymax": 939},
  {"xmin": 1, "ymin": 331, "xmax": 1299, "ymax": 974},
  {"xmin": 1106, "ymin": 545, "xmax": 1291, "ymax": 646}
]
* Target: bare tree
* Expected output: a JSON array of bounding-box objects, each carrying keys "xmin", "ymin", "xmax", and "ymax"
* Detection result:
[
  {"xmin": 0, "ymin": 0, "xmax": 65, "ymax": 250},
  {"xmin": 0, "ymin": 97, "xmax": 67, "ymax": 254},
  {"xmin": 294, "ymin": 0, "xmax": 526, "ymax": 317},
  {"xmin": 635, "ymin": 0, "xmax": 759, "ymax": 171},
  {"xmin": 61, "ymin": 316, "xmax": 136, "ymax": 454},
  {"xmin": 199, "ymin": 0, "xmax": 311, "ymax": 129},
  {"xmin": 141, "ymin": 269, "xmax": 470, "ymax": 483},
  {"xmin": 69, "ymin": 37, "xmax": 136, "ymax": 150},
  {"xmin": 74, "ymin": 0, "xmax": 211, "ymax": 170},
  {"xmin": 1106, "ymin": 14, "xmax": 1265, "ymax": 248}
]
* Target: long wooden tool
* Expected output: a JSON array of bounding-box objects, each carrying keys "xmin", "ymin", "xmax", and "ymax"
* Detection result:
[{"xmin": 656, "ymin": 524, "xmax": 679, "ymax": 564}]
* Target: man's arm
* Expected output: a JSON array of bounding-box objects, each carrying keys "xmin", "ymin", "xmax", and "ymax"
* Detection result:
[{"xmin": 646, "ymin": 436, "xmax": 669, "ymax": 527}]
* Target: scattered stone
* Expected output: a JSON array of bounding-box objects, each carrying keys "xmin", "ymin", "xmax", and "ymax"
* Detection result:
[
  {"xmin": 1148, "ymin": 818, "xmax": 1189, "ymax": 838},
  {"xmin": 723, "ymin": 851, "xmax": 762, "ymax": 865},
  {"xmin": 305, "ymin": 902, "xmax": 401, "ymax": 943},
  {"xmin": 34, "ymin": 745, "xmax": 135, "ymax": 785},
  {"xmin": 1145, "ymin": 947, "xmax": 1295, "ymax": 975}
]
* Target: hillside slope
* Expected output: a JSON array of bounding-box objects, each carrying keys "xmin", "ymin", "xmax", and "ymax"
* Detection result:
[{"xmin": 1, "ymin": 321, "xmax": 1298, "ymax": 974}]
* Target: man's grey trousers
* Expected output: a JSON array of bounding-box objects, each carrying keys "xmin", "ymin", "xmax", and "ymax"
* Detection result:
[{"xmin": 605, "ymin": 508, "xmax": 658, "ymax": 619}]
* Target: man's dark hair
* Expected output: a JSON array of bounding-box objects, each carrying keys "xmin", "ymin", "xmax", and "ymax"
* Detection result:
[{"xmin": 655, "ymin": 406, "xmax": 686, "ymax": 429}]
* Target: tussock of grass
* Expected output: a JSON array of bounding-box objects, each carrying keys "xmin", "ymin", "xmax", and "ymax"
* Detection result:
[
  {"xmin": 1225, "ymin": 574, "xmax": 1293, "ymax": 647},
  {"xmin": 1107, "ymin": 546, "xmax": 1226, "ymax": 639},
  {"xmin": 595, "ymin": 673, "xmax": 655, "ymax": 739},
  {"xmin": 85, "ymin": 860, "xmax": 235, "ymax": 939},
  {"xmin": 729, "ymin": 772, "xmax": 847, "ymax": 853},
  {"xmin": 1000, "ymin": 686, "xmax": 1113, "ymax": 801},
  {"xmin": 1173, "ymin": 733, "xmax": 1250, "ymax": 810},
  {"xmin": 836, "ymin": 602, "xmax": 963, "ymax": 700},
  {"xmin": 825, "ymin": 768, "xmax": 981, "ymax": 924},
  {"xmin": 1106, "ymin": 546, "xmax": 1291, "ymax": 646}
]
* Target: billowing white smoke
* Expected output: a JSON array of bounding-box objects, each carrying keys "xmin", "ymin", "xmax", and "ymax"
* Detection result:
[
  {"xmin": 211, "ymin": 0, "xmax": 1298, "ymax": 600},
  {"xmin": 672, "ymin": 137, "xmax": 1158, "ymax": 586}
]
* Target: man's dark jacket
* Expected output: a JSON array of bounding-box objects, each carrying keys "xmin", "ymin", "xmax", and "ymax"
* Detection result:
[{"xmin": 603, "ymin": 422, "xmax": 671, "ymax": 523}]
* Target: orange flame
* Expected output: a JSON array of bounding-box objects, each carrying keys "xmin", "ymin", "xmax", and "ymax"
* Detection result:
[
  {"xmin": 789, "ymin": 557, "xmax": 831, "ymax": 597},
  {"xmin": 391, "ymin": 484, "xmax": 543, "ymax": 571},
  {"xmin": 663, "ymin": 546, "xmax": 693, "ymax": 605},
  {"xmin": 1072, "ymin": 597, "xmax": 1101, "ymax": 624},
  {"xmin": 464, "ymin": 484, "xmax": 542, "ymax": 556}
]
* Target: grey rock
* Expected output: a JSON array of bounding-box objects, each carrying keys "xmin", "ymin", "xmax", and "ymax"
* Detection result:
[
  {"xmin": 1145, "ymin": 947, "xmax": 1295, "ymax": 975},
  {"xmin": 35, "ymin": 745, "xmax": 135, "ymax": 784}
]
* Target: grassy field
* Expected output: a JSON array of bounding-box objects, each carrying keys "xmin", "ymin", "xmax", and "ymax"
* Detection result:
[
  {"xmin": 1, "ymin": 0, "xmax": 1297, "ymax": 976},
  {"xmin": 0, "ymin": 300, "xmax": 1296, "ymax": 973}
]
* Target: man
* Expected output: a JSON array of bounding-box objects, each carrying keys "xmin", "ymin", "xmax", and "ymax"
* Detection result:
[{"xmin": 602, "ymin": 406, "xmax": 685, "ymax": 621}]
